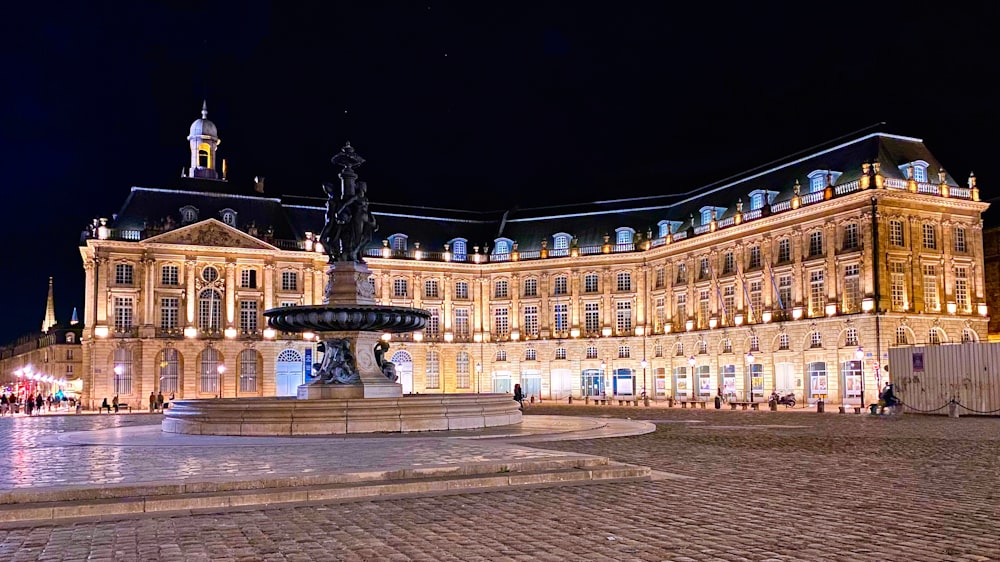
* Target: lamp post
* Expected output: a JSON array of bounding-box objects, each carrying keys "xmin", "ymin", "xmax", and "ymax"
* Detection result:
[
  {"xmin": 745, "ymin": 351, "xmax": 755, "ymax": 402},
  {"xmin": 640, "ymin": 358, "xmax": 649, "ymax": 407},
  {"xmin": 113, "ymin": 364, "xmax": 124, "ymax": 397},
  {"xmin": 217, "ymin": 364, "xmax": 226, "ymax": 398},
  {"xmin": 854, "ymin": 346, "xmax": 864, "ymax": 406},
  {"xmin": 600, "ymin": 359, "xmax": 607, "ymax": 401},
  {"xmin": 475, "ymin": 362, "xmax": 482, "ymax": 394}
]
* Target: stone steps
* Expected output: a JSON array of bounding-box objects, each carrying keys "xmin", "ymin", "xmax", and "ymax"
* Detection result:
[{"xmin": 0, "ymin": 457, "xmax": 650, "ymax": 526}]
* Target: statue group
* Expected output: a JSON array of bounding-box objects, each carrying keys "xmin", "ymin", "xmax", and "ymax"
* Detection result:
[{"xmin": 318, "ymin": 143, "xmax": 378, "ymax": 264}]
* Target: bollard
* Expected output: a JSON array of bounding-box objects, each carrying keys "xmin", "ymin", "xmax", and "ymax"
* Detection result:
[
  {"xmin": 714, "ymin": 396, "xmax": 722, "ymax": 409},
  {"xmin": 568, "ymin": 396, "xmax": 573, "ymax": 405},
  {"xmin": 948, "ymin": 401, "xmax": 959, "ymax": 418},
  {"xmin": 816, "ymin": 399, "xmax": 825, "ymax": 414}
]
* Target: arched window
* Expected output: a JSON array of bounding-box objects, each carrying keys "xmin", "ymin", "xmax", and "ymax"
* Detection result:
[
  {"xmin": 962, "ymin": 328, "xmax": 976, "ymax": 343},
  {"xmin": 199, "ymin": 289, "xmax": 222, "ymax": 333},
  {"xmin": 158, "ymin": 348, "xmax": 181, "ymax": 394},
  {"xmin": 180, "ymin": 205, "xmax": 199, "ymax": 223},
  {"xmin": 426, "ymin": 350, "xmax": 440, "ymax": 388},
  {"xmin": 451, "ymin": 239, "xmax": 467, "ymax": 260},
  {"xmin": 65, "ymin": 333, "xmax": 75, "ymax": 344},
  {"xmin": 220, "ymin": 208, "xmax": 237, "ymax": 227},
  {"xmin": 553, "ymin": 233, "xmax": 571, "ymax": 255},
  {"xmin": 239, "ymin": 349, "xmax": 259, "ymax": 393},
  {"xmin": 199, "ymin": 347, "xmax": 221, "ymax": 394},
  {"xmin": 112, "ymin": 347, "xmax": 133, "ymax": 395},
  {"xmin": 586, "ymin": 345, "xmax": 598, "ymax": 359},
  {"xmin": 456, "ymin": 352, "xmax": 470, "ymax": 388},
  {"xmin": 810, "ymin": 331, "xmax": 823, "ymax": 348},
  {"xmin": 496, "ymin": 349, "xmax": 507, "ymax": 362},
  {"xmin": 615, "ymin": 228, "xmax": 634, "ymax": 245},
  {"xmin": 845, "ymin": 328, "xmax": 858, "ymax": 347}
]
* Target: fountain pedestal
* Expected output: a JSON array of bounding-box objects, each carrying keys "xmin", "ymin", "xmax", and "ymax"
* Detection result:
[{"xmin": 297, "ymin": 330, "xmax": 402, "ymax": 399}]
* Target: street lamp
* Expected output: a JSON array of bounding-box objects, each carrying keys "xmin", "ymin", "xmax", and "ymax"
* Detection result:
[
  {"xmin": 745, "ymin": 351, "xmax": 755, "ymax": 402},
  {"xmin": 600, "ymin": 359, "xmax": 608, "ymax": 400},
  {"xmin": 475, "ymin": 362, "xmax": 482, "ymax": 394},
  {"xmin": 640, "ymin": 358, "xmax": 649, "ymax": 407},
  {"xmin": 854, "ymin": 347, "xmax": 864, "ymax": 407},
  {"xmin": 217, "ymin": 364, "xmax": 226, "ymax": 398}
]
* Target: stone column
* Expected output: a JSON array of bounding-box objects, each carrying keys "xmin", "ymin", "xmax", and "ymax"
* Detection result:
[
  {"xmin": 185, "ymin": 259, "xmax": 197, "ymax": 326},
  {"xmin": 263, "ymin": 263, "xmax": 275, "ymax": 310},
  {"xmin": 95, "ymin": 257, "xmax": 109, "ymax": 326},
  {"xmin": 225, "ymin": 260, "xmax": 236, "ymax": 327}
]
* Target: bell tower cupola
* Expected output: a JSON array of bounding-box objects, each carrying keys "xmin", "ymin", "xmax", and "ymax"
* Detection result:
[{"xmin": 185, "ymin": 100, "xmax": 225, "ymax": 180}]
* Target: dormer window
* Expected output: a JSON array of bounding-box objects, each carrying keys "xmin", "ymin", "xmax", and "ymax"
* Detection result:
[
  {"xmin": 493, "ymin": 238, "xmax": 514, "ymax": 255},
  {"xmin": 553, "ymin": 233, "xmax": 571, "ymax": 255},
  {"xmin": 389, "ymin": 234, "xmax": 408, "ymax": 251},
  {"xmin": 220, "ymin": 208, "xmax": 237, "ymax": 227},
  {"xmin": 65, "ymin": 332, "xmax": 75, "ymax": 344},
  {"xmin": 450, "ymin": 238, "xmax": 468, "ymax": 261},
  {"xmin": 615, "ymin": 228, "xmax": 635, "ymax": 245},
  {"xmin": 180, "ymin": 205, "xmax": 199, "ymax": 223},
  {"xmin": 750, "ymin": 192, "xmax": 764, "ymax": 210},
  {"xmin": 699, "ymin": 206, "xmax": 725, "ymax": 226},
  {"xmin": 807, "ymin": 170, "xmax": 843, "ymax": 193},
  {"xmin": 657, "ymin": 221, "xmax": 669, "ymax": 238},
  {"xmin": 898, "ymin": 160, "xmax": 930, "ymax": 183}
]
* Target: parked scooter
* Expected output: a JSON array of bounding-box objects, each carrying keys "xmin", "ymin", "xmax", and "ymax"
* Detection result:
[{"xmin": 769, "ymin": 391, "xmax": 796, "ymax": 408}]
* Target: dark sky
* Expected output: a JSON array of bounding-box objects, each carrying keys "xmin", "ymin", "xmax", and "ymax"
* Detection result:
[{"xmin": 1, "ymin": 1, "xmax": 997, "ymax": 344}]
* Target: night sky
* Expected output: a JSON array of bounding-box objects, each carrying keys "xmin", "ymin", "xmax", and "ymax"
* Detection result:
[{"xmin": 1, "ymin": 1, "xmax": 997, "ymax": 344}]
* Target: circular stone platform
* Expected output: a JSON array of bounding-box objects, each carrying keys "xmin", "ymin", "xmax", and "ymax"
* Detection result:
[{"xmin": 162, "ymin": 394, "xmax": 522, "ymax": 436}]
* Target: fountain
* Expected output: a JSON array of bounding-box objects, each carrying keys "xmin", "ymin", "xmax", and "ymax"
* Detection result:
[{"xmin": 162, "ymin": 143, "xmax": 522, "ymax": 435}]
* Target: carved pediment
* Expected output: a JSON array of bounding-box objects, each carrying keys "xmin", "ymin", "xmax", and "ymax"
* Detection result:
[{"xmin": 145, "ymin": 219, "xmax": 278, "ymax": 250}]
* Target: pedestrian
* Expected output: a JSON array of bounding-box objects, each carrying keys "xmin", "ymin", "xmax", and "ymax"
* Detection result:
[
  {"xmin": 149, "ymin": 391, "xmax": 156, "ymax": 413},
  {"xmin": 35, "ymin": 394, "xmax": 44, "ymax": 415},
  {"xmin": 0, "ymin": 393, "xmax": 7, "ymax": 416},
  {"xmin": 112, "ymin": 395, "xmax": 119, "ymax": 413},
  {"xmin": 25, "ymin": 397, "xmax": 33, "ymax": 416},
  {"xmin": 513, "ymin": 383, "xmax": 524, "ymax": 411},
  {"xmin": 156, "ymin": 391, "xmax": 164, "ymax": 412},
  {"xmin": 101, "ymin": 397, "xmax": 111, "ymax": 413}
]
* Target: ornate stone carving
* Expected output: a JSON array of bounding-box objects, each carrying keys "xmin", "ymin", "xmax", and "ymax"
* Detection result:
[{"xmin": 153, "ymin": 222, "xmax": 270, "ymax": 249}]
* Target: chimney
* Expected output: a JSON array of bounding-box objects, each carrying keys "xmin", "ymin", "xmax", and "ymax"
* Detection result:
[{"xmin": 254, "ymin": 176, "xmax": 265, "ymax": 193}]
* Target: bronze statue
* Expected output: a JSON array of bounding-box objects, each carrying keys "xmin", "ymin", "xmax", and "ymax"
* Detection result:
[{"xmin": 319, "ymin": 144, "xmax": 378, "ymax": 264}]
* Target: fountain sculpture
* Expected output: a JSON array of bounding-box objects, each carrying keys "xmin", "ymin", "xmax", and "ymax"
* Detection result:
[{"xmin": 162, "ymin": 143, "xmax": 522, "ymax": 435}]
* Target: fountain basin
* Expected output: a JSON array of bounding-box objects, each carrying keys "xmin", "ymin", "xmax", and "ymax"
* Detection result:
[{"xmin": 264, "ymin": 304, "xmax": 429, "ymax": 333}]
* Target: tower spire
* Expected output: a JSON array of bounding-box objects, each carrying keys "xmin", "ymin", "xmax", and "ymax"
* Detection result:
[
  {"xmin": 202, "ymin": 99, "xmax": 208, "ymax": 119},
  {"xmin": 41, "ymin": 277, "xmax": 57, "ymax": 333}
]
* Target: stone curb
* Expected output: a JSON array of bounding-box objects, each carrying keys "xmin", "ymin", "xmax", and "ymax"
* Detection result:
[{"xmin": 0, "ymin": 458, "xmax": 650, "ymax": 526}]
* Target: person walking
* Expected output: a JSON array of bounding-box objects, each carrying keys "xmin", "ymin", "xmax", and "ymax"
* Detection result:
[
  {"xmin": 156, "ymin": 391, "xmax": 164, "ymax": 412},
  {"xmin": 1, "ymin": 393, "xmax": 7, "ymax": 416},
  {"xmin": 149, "ymin": 391, "xmax": 156, "ymax": 413},
  {"xmin": 35, "ymin": 394, "xmax": 44, "ymax": 415},
  {"xmin": 513, "ymin": 383, "xmax": 524, "ymax": 411},
  {"xmin": 112, "ymin": 395, "xmax": 119, "ymax": 413}
]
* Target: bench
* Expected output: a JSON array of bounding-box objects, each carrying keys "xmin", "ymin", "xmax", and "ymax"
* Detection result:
[
  {"xmin": 728, "ymin": 402, "xmax": 760, "ymax": 411},
  {"xmin": 617, "ymin": 399, "xmax": 639, "ymax": 406},
  {"xmin": 680, "ymin": 400, "xmax": 707, "ymax": 409}
]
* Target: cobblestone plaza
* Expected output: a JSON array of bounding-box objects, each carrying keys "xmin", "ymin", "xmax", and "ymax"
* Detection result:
[{"xmin": 0, "ymin": 407, "xmax": 996, "ymax": 561}]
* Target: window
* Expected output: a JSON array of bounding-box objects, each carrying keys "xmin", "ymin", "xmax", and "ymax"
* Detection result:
[
  {"xmin": 889, "ymin": 220, "xmax": 904, "ymax": 247},
  {"xmin": 66, "ymin": 347, "xmax": 74, "ymax": 358},
  {"xmin": 391, "ymin": 235, "xmax": 407, "ymax": 251},
  {"xmin": 584, "ymin": 273, "xmax": 599, "ymax": 293},
  {"xmin": 778, "ymin": 275, "xmax": 792, "ymax": 312},
  {"xmin": 160, "ymin": 297, "xmax": 179, "ymax": 330},
  {"xmin": 890, "ymin": 262, "xmax": 906, "ymax": 311},
  {"xmin": 524, "ymin": 278, "xmax": 537, "ymax": 297},
  {"xmin": 616, "ymin": 272, "xmax": 632, "ymax": 292},
  {"xmin": 749, "ymin": 246, "xmax": 761, "ymax": 270},
  {"xmin": 393, "ymin": 279, "xmax": 408, "ymax": 298},
  {"xmin": 426, "ymin": 308, "xmax": 440, "ymax": 338},
  {"xmin": 845, "ymin": 328, "xmax": 858, "ymax": 347},
  {"xmin": 779, "ymin": 333, "xmax": 790, "ymax": 350},
  {"xmin": 810, "ymin": 331, "xmax": 823, "ymax": 348},
  {"xmin": 424, "ymin": 279, "xmax": 439, "ymax": 299},
  {"xmin": 554, "ymin": 304, "xmax": 568, "ymax": 332},
  {"xmin": 962, "ymin": 329, "xmax": 975, "ymax": 343},
  {"xmin": 456, "ymin": 352, "xmax": 470, "ymax": 389},
  {"xmin": 454, "ymin": 308, "xmax": 469, "ymax": 339},
  {"xmin": 115, "ymin": 263, "xmax": 134, "ymax": 285},
  {"xmin": 239, "ymin": 300, "xmax": 258, "ymax": 334},
  {"xmin": 778, "ymin": 239, "xmax": 791, "ymax": 263},
  {"xmin": 616, "ymin": 301, "xmax": 632, "ymax": 334},
  {"xmin": 675, "ymin": 342, "xmax": 684, "ymax": 356},
  {"xmin": 493, "ymin": 239, "xmax": 511, "ymax": 255},
  {"xmin": 676, "ymin": 293, "xmax": 687, "ymax": 325},
  {"xmin": 698, "ymin": 340, "xmax": 708, "ymax": 354},
  {"xmin": 723, "ymin": 252, "xmax": 735, "ymax": 274},
  {"xmin": 954, "ymin": 227, "xmax": 967, "ymax": 253},
  {"xmin": 162, "ymin": 265, "xmax": 179, "ymax": 286},
  {"xmin": 896, "ymin": 326, "xmax": 908, "ymax": 345},
  {"xmin": 585, "ymin": 302, "xmax": 600, "ymax": 334},
  {"xmin": 723, "ymin": 286, "xmax": 735, "ymax": 323},
  {"xmin": 239, "ymin": 349, "xmax": 258, "ymax": 393},
  {"xmin": 199, "ymin": 347, "xmax": 220, "ymax": 394},
  {"xmin": 676, "ymin": 263, "xmax": 688, "ymax": 284},
  {"xmin": 843, "ymin": 264, "xmax": 860, "ymax": 313},
  {"xmin": 496, "ymin": 349, "xmax": 507, "ymax": 362},
  {"xmin": 844, "ymin": 223, "xmax": 859, "ymax": 250},
  {"xmin": 112, "ymin": 348, "xmax": 133, "ymax": 395},
  {"xmin": 525, "ymin": 349, "xmax": 537, "ymax": 361},
  {"xmin": 494, "ymin": 280, "xmax": 509, "ymax": 299},
  {"xmin": 810, "ymin": 174, "xmax": 825, "ymax": 192},
  {"xmin": 658, "ymin": 221, "xmax": 670, "ymax": 238},
  {"xmin": 181, "ymin": 206, "xmax": 198, "ymax": 223},
  {"xmin": 616, "ymin": 229, "xmax": 633, "ymax": 245},
  {"xmin": 159, "ymin": 348, "xmax": 180, "ymax": 393},
  {"xmin": 655, "ymin": 267, "xmax": 665, "ymax": 288},
  {"xmin": 455, "ymin": 281, "xmax": 468, "ymax": 300},
  {"xmin": 240, "ymin": 268, "xmax": 257, "ymax": 289},
  {"xmin": 701, "ymin": 209, "xmax": 712, "ymax": 225},
  {"xmin": 524, "ymin": 306, "xmax": 539, "ymax": 337},
  {"xmin": 722, "ymin": 338, "xmax": 732, "ymax": 353},
  {"xmin": 698, "ymin": 290, "xmax": 710, "ymax": 329},
  {"xmin": 198, "ymin": 289, "xmax": 222, "ymax": 332},
  {"xmin": 425, "ymin": 350, "xmax": 440, "ymax": 388},
  {"xmin": 699, "ymin": 258, "xmax": 710, "ymax": 280},
  {"xmin": 923, "ymin": 224, "xmax": 936, "ymax": 250},
  {"xmin": 554, "ymin": 276, "xmax": 568, "ymax": 295},
  {"xmin": 494, "ymin": 307, "xmax": 509, "ymax": 338},
  {"xmin": 749, "ymin": 281, "xmax": 762, "ymax": 322},
  {"xmin": 220, "ymin": 209, "xmax": 237, "ymax": 226},
  {"xmin": 809, "ymin": 231, "xmax": 823, "ymax": 257},
  {"xmin": 809, "ymin": 271, "xmax": 825, "ymax": 317},
  {"xmin": 113, "ymin": 296, "xmax": 133, "ymax": 331},
  {"xmin": 586, "ymin": 345, "xmax": 598, "ymax": 359},
  {"xmin": 618, "ymin": 345, "xmax": 630, "ymax": 359},
  {"xmin": 956, "ymin": 267, "xmax": 969, "ymax": 312},
  {"xmin": 452, "ymin": 239, "xmax": 467, "ymax": 261},
  {"xmin": 750, "ymin": 192, "xmax": 764, "ymax": 210},
  {"xmin": 655, "ymin": 297, "xmax": 666, "ymax": 332},
  {"xmin": 555, "ymin": 348, "xmax": 567, "ymax": 360},
  {"xmin": 750, "ymin": 335, "xmax": 760, "ymax": 352},
  {"xmin": 914, "ymin": 165, "xmax": 926, "ymax": 182},
  {"xmin": 66, "ymin": 365, "xmax": 73, "ymax": 375},
  {"xmin": 281, "ymin": 271, "xmax": 298, "ymax": 291},
  {"xmin": 553, "ymin": 234, "xmax": 570, "ymax": 255},
  {"xmin": 923, "ymin": 265, "xmax": 939, "ymax": 312},
  {"xmin": 202, "ymin": 266, "xmax": 219, "ymax": 283},
  {"xmin": 929, "ymin": 329, "xmax": 941, "ymax": 345}
]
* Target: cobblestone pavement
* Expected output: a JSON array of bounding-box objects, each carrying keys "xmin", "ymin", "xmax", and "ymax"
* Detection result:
[{"xmin": 1, "ymin": 406, "xmax": 998, "ymax": 561}]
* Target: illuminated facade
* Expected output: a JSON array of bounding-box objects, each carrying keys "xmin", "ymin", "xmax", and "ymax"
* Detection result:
[{"xmin": 79, "ymin": 109, "xmax": 990, "ymax": 408}]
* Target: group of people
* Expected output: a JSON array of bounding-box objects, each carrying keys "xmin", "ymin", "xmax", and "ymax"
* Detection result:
[{"xmin": 0, "ymin": 393, "xmax": 68, "ymax": 416}]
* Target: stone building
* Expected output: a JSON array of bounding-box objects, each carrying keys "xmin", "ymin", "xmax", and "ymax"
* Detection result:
[{"xmin": 78, "ymin": 105, "xmax": 990, "ymax": 409}]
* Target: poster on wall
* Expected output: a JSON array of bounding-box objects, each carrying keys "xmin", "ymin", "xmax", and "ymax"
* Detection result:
[{"xmin": 912, "ymin": 352, "xmax": 924, "ymax": 373}]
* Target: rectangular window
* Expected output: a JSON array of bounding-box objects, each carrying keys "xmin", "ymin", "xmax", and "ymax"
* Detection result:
[
  {"xmin": 239, "ymin": 300, "xmax": 258, "ymax": 334},
  {"xmin": 954, "ymin": 227, "xmax": 967, "ymax": 253},
  {"xmin": 923, "ymin": 265, "xmax": 939, "ymax": 312},
  {"xmin": 778, "ymin": 275, "xmax": 792, "ymax": 312},
  {"xmin": 699, "ymin": 258, "xmax": 710, "ymax": 280},
  {"xmin": 456, "ymin": 353, "xmax": 470, "ymax": 389},
  {"xmin": 281, "ymin": 271, "xmax": 298, "ymax": 291},
  {"xmin": 423, "ymin": 279, "xmax": 439, "ymax": 299},
  {"xmin": 426, "ymin": 308, "xmax": 440, "ymax": 338},
  {"xmin": 494, "ymin": 307, "xmax": 509, "ymax": 338},
  {"xmin": 749, "ymin": 246, "xmax": 761, "ymax": 270},
  {"xmin": 615, "ymin": 301, "xmax": 632, "ymax": 334},
  {"xmin": 554, "ymin": 276, "xmax": 568, "ymax": 295},
  {"xmin": 115, "ymin": 264, "xmax": 134, "ymax": 285},
  {"xmin": 655, "ymin": 297, "xmax": 666, "ymax": 332},
  {"xmin": 698, "ymin": 290, "xmax": 710, "ymax": 329},
  {"xmin": 524, "ymin": 278, "xmax": 537, "ymax": 297},
  {"xmin": 553, "ymin": 304, "xmax": 568, "ymax": 332},
  {"xmin": 922, "ymin": 224, "xmax": 936, "ymax": 250},
  {"xmin": 454, "ymin": 308, "xmax": 470, "ymax": 338},
  {"xmin": 240, "ymin": 350, "xmax": 258, "ymax": 393},
  {"xmin": 889, "ymin": 220, "xmax": 904, "ymax": 247},
  {"xmin": 676, "ymin": 264, "xmax": 688, "ymax": 284},
  {"xmin": 616, "ymin": 272, "xmax": 632, "ymax": 292},
  {"xmin": 723, "ymin": 286, "xmax": 735, "ymax": 324},
  {"xmin": 777, "ymin": 239, "xmax": 791, "ymax": 263},
  {"xmin": 495, "ymin": 280, "xmax": 509, "ymax": 299},
  {"xmin": 749, "ymin": 281, "xmax": 762, "ymax": 322},
  {"xmin": 809, "ymin": 270, "xmax": 825, "ymax": 317},
  {"xmin": 455, "ymin": 281, "xmax": 468, "ymax": 300},
  {"xmin": 585, "ymin": 302, "xmax": 600, "ymax": 334},
  {"xmin": 655, "ymin": 267, "xmax": 665, "ymax": 288},
  {"xmin": 524, "ymin": 306, "xmax": 539, "ymax": 337},
  {"xmin": 555, "ymin": 348, "xmax": 567, "ymax": 360},
  {"xmin": 162, "ymin": 265, "xmax": 179, "ymax": 286},
  {"xmin": 113, "ymin": 296, "xmax": 133, "ymax": 331},
  {"xmin": 844, "ymin": 223, "xmax": 859, "ymax": 250},
  {"xmin": 843, "ymin": 264, "xmax": 860, "ymax": 313},
  {"xmin": 809, "ymin": 231, "xmax": 823, "ymax": 257},
  {"xmin": 66, "ymin": 349, "xmax": 74, "ymax": 360},
  {"xmin": 393, "ymin": 278, "xmax": 408, "ymax": 298},
  {"xmin": 723, "ymin": 252, "xmax": 735, "ymax": 274},
  {"xmin": 676, "ymin": 293, "xmax": 687, "ymax": 327},
  {"xmin": 891, "ymin": 262, "xmax": 906, "ymax": 311},
  {"xmin": 240, "ymin": 269, "xmax": 257, "ymax": 289},
  {"xmin": 425, "ymin": 351, "xmax": 439, "ymax": 389},
  {"xmin": 160, "ymin": 297, "xmax": 179, "ymax": 330},
  {"xmin": 584, "ymin": 274, "xmax": 599, "ymax": 293},
  {"xmin": 956, "ymin": 267, "xmax": 969, "ymax": 312}
]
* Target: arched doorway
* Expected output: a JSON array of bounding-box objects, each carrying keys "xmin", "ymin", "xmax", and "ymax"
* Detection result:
[
  {"xmin": 157, "ymin": 348, "xmax": 182, "ymax": 396},
  {"xmin": 276, "ymin": 349, "xmax": 304, "ymax": 396},
  {"xmin": 391, "ymin": 350, "xmax": 413, "ymax": 394}
]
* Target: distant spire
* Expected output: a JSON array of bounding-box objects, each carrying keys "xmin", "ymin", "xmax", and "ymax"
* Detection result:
[
  {"xmin": 70, "ymin": 307, "xmax": 79, "ymax": 326},
  {"xmin": 201, "ymin": 99, "xmax": 208, "ymax": 119},
  {"xmin": 41, "ymin": 277, "xmax": 57, "ymax": 333}
]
